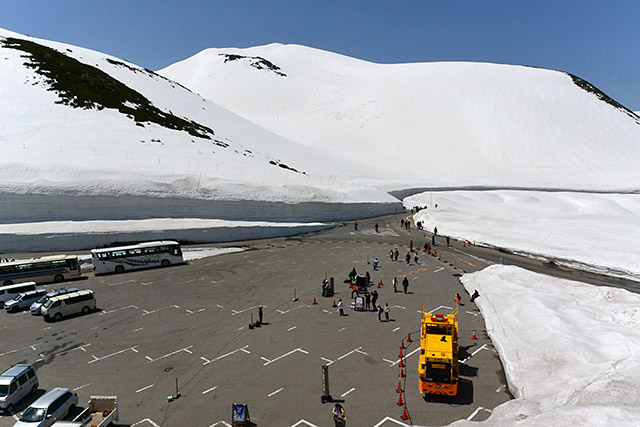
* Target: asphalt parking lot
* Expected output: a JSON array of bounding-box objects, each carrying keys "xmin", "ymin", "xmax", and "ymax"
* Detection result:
[{"xmin": 0, "ymin": 214, "xmax": 512, "ymax": 426}]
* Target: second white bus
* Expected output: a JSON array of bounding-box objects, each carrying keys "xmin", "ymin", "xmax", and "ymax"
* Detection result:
[
  {"xmin": 0, "ymin": 256, "xmax": 81, "ymax": 286},
  {"xmin": 91, "ymin": 241, "xmax": 183, "ymax": 275}
]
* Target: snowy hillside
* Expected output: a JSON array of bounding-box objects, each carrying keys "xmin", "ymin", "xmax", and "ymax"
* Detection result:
[
  {"xmin": 0, "ymin": 28, "xmax": 400, "ymax": 225},
  {"xmin": 160, "ymin": 44, "xmax": 640, "ymax": 192}
]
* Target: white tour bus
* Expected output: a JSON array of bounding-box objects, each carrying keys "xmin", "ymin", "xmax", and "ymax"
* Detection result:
[
  {"xmin": 91, "ymin": 241, "xmax": 183, "ymax": 275},
  {"xmin": 0, "ymin": 256, "xmax": 81, "ymax": 286}
]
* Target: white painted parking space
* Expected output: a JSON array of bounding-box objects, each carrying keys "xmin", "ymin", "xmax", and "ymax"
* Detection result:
[
  {"xmin": 88, "ymin": 345, "xmax": 139, "ymax": 364},
  {"xmin": 99, "ymin": 304, "xmax": 138, "ymax": 315},
  {"xmin": 291, "ymin": 420, "xmax": 318, "ymax": 427},
  {"xmin": 231, "ymin": 304, "xmax": 265, "ymax": 316},
  {"xmin": 141, "ymin": 304, "xmax": 179, "ymax": 315},
  {"xmin": 276, "ymin": 304, "xmax": 310, "ymax": 315},
  {"xmin": 0, "ymin": 343, "xmax": 39, "ymax": 358},
  {"xmin": 202, "ymin": 386, "xmax": 217, "ymax": 395},
  {"xmin": 372, "ymin": 416, "xmax": 410, "ymax": 427},
  {"xmin": 261, "ymin": 347, "xmax": 308, "ymax": 366},
  {"xmin": 145, "ymin": 345, "xmax": 194, "ymax": 363},
  {"xmin": 201, "ymin": 345, "xmax": 250, "ymax": 366},
  {"xmin": 135, "ymin": 384, "xmax": 154, "ymax": 393},
  {"xmin": 107, "ymin": 279, "xmax": 137, "ymax": 287},
  {"xmin": 321, "ymin": 346, "xmax": 368, "ymax": 366},
  {"xmin": 132, "ymin": 418, "xmax": 160, "ymax": 427},
  {"xmin": 38, "ymin": 343, "xmax": 91, "ymax": 359},
  {"xmin": 341, "ymin": 387, "xmax": 355, "ymax": 397},
  {"xmin": 385, "ymin": 346, "xmax": 421, "ymax": 367},
  {"xmin": 73, "ymin": 382, "xmax": 92, "ymax": 391},
  {"xmin": 268, "ymin": 387, "xmax": 283, "ymax": 397},
  {"xmin": 460, "ymin": 343, "xmax": 488, "ymax": 364},
  {"xmin": 466, "ymin": 406, "xmax": 492, "ymax": 420}
]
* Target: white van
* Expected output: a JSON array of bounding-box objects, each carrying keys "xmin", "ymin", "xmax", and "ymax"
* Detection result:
[
  {"xmin": 0, "ymin": 282, "xmax": 37, "ymax": 308},
  {"xmin": 0, "ymin": 363, "xmax": 38, "ymax": 414},
  {"xmin": 41, "ymin": 290, "xmax": 96, "ymax": 322}
]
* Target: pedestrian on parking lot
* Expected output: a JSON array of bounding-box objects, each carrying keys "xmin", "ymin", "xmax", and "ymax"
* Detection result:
[
  {"xmin": 377, "ymin": 304, "xmax": 383, "ymax": 321},
  {"xmin": 371, "ymin": 290, "xmax": 378, "ymax": 310},
  {"xmin": 333, "ymin": 403, "xmax": 346, "ymax": 426},
  {"xmin": 389, "ymin": 249, "xmax": 394, "ymax": 261},
  {"xmin": 401, "ymin": 219, "xmax": 405, "ymax": 227},
  {"xmin": 392, "ymin": 277, "xmax": 398, "ymax": 293},
  {"xmin": 365, "ymin": 292, "xmax": 371, "ymax": 310},
  {"xmin": 434, "ymin": 226, "xmax": 438, "ymax": 236},
  {"xmin": 354, "ymin": 222, "xmax": 358, "ymax": 231},
  {"xmin": 432, "ymin": 234, "xmax": 436, "ymax": 246},
  {"xmin": 394, "ymin": 248, "xmax": 399, "ymax": 262},
  {"xmin": 375, "ymin": 223, "xmax": 379, "ymax": 232},
  {"xmin": 402, "ymin": 276, "xmax": 409, "ymax": 294},
  {"xmin": 414, "ymin": 254, "xmax": 419, "ymax": 264},
  {"xmin": 446, "ymin": 236, "xmax": 451, "ymax": 247},
  {"xmin": 405, "ymin": 252, "xmax": 411, "ymax": 265},
  {"xmin": 258, "ymin": 305, "xmax": 263, "ymax": 325},
  {"xmin": 350, "ymin": 284, "xmax": 359, "ymax": 298},
  {"xmin": 409, "ymin": 240, "xmax": 414, "ymax": 252},
  {"xmin": 384, "ymin": 303, "xmax": 390, "ymax": 321},
  {"xmin": 338, "ymin": 299, "xmax": 345, "ymax": 316}
]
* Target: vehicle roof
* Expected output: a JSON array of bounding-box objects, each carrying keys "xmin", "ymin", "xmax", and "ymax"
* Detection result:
[
  {"xmin": 0, "ymin": 282, "xmax": 36, "ymax": 290},
  {"xmin": 30, "ymin": 387, "xmax": 71, "ymax": 407},
  {"xmin": 48, "ymin": 289, "xmax": 94, "ymax": 302},
  {"xmin": 0, "ymin": 364, "xmax": 33, "ymax": 377},
  {"xmin": 91, "ymin": 240, "xmax": 179, "ymax": 254},
  {"xmin": 0, "ymin": 255, "xmax": 75, "ymax": 267},
  {"xmin": 19, "ymin": 289, "xmax": 47, "ymax": 297},
  {"xmin": 46, "ymin": 288, "xmax": 78, "ymax": 297}
]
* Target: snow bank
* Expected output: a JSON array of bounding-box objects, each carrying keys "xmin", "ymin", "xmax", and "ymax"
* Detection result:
[
  {"xmin": 406, "ymin": 190, "xmax": 640, "ymax": 282},
  {"xmin": 0, "ymin": 218, "xmax": 334, "ymax": 252},
  {"xmin": 451, "ymin": 265, "xmax": 640, "ymax": 426}
]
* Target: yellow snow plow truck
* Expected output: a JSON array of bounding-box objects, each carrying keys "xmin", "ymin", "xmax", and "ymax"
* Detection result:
[{"xmin": 418, "ymin": 303, "xmax": 459, "ymax": 396}]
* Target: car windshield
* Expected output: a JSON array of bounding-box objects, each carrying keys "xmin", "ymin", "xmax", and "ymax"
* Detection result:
[
  {"xmin": 20, "ymin": 406, "xmax": 46, "ymax": 422},
  {"xmin": 0, "ymin": 384, "xmax": 8, "ymax": 397},
  {"xmin": 36, "ymin": 295, "xmax": 49, "ymax": 303},
  {"xmin": 43, "ymin": 299, "xmax": 53, "ymax": 308},
  {"xmin": 13, "ymin": 294, "xmax": 24, "ymax": 302}
]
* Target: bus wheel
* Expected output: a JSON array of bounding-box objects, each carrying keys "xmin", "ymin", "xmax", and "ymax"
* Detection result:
[
  {"xmin": 54, "ymin": 313, "xmax": 62, "ymax": 322},
  {"xmin": 115, "ymin": 265, "xmax": 124, "ymax": 273},
  {"xmin": 2, "ymin": 280, "xmax": 12, "ymax": 286},
  {"xmin": 161, "ymin": 259, "xmax": 170, "ymax": 267},
  {"xmin": 54, "ymin": 274, "xmax": 64, "ymax": 283}
]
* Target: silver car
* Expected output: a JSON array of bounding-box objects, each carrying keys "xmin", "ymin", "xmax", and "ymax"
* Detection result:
[
  {"xmin": 30, "ymin": 288, "xmax": 78, "ymax": 316},
  {"xmin": 13, "ymin": 387, "xmax": 77, "ymax": 427},
  {"xmin": 4, "ymin": 290, "xmax": 47, "ymax": 313}
]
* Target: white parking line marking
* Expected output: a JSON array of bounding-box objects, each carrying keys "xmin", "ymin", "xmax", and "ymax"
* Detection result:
[
  {"xmin": 41, "ymin": 326, "xmax": 52, "ymax": 331},
  {"xmin": 341, "ymin": 387, "xmax": 355, "ymax": 397},
  {"xmin": 177, "ymin": 276, "xmax": 206, "ymax": 284},
  {"xmin": 136, "ymin": 384, "xmax": 154, "ymax": 393},
  {"xmin": 392, "ymin": 327, "xmax": 400, "ymax": 332},
  {"xmin": 216, "ymin": 304, "xmax": 224, "ymax": 308},
  {"xmin": 338, "ymin": 327, "xmax": 346, "ymax": 332},
  {"xmin": 287, "ymin": 326, "xmax": 297, "ymax": 331},
  {"xmin": 322, "ymin": 347, "xmax": 367, "ymax": 366},
  {"xmin": 460, "ymin": 343, "xmax": 488, "ymax": 364},
  {"xmin": 372, "ymin": 416, "xmax": 410, "ymax": 427},
  {"xmin": 434, "ymin": 267, "xmax": 445, "ymax": 273},
  {"xmin": 388, "ymin": 347, "xmax": 421, "ymax": 366},
  {"xmin": 276, "ymin": 304, "xmax": 310, "ymax": 315},
  {"xmin": 99, "ymin": 305, "xmax": 138, "ymax": 315},
  {"xmin": 186, "ymin": 308, "xmax": 206, "ymax": 316},
  {"xmin": 268, "ymin": 387, "xmax": 283, "ymax": 397},
  {"xmin": 465, "ymin": 311, "xmax": 480, "ymax": 316},
  {"xmin": 141, "ymin": 305, "xmax": 179, "ymax": 315},
  {"xmin": 262, "ymin": 348, "xmax": 308, "ymax": 366},
  {"xmin": 208, "ymin": 421, "xmax": 232, "ymax": 427},
  {"xmin": 89, "ymin": 345, "xmax": 139, "ymax": 364},
  {"xmin": 73, "ymin": 383, "xmax": 92, "ymax": 391},
  {"xmin": 202, "ymin": 345, "xmax": 250, "ymax": 366},
  {"xmin": 108, "ymin": 279, "xmax": 136, "ymax": 287},
  {"xmin": 146, "ymin": 345, "xmax": 194, "ymax": 363},
  {"xmin": 202, "ymin": 386, "xmax": 218, "ymax": 395},
  {"xmin": 133, "ymin": 327, "xmax": 144, "ymax": 332},
  {"xmin": 231, "ymin": 305, "xmax": 265, "ymax": 316},
  {"xmin": 466, "ymin": 406, "xmax": 491, "ymax": 420},
  {"xmin": 391, "ymin": 305, "xmax": 406, "ymax": 310},
  {"xmin": 132, "ymin": 419, "xmax": 160, "ymax": 427},
  {"xmin": 496, "ymin": 384, "xmax": 506, "ymax": 393},
  {"xmin": 0, "ymin": 343, "xmax": 40, "ymax": 358}
]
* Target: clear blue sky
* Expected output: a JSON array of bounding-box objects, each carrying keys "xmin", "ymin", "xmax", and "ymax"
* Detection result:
[{"xmin": 3, "ymin": 1, "xmax": 639, "ymax": 110}]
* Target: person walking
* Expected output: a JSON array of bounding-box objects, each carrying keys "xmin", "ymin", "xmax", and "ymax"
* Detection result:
[
  {"xmin": 414, "ymin": 254, "xmax": 419, "ymax": 264},
  {"xmin": 446, "ymin": 236, "xmax": 451, "ymax": 247},
  {"xmin": 338, "ymin": 299, "xmax": 345, "ymax": 316},
  {"xmin": 389, "ymin": 249, "xmax": 394, "ymax": 261},
  {"xmin": 392, "ymin": 276, "xmax": 398, "ymax": 293},
  {"xmin": 354, "ymin": 222, "xmax": 358, "ymax": 231},
  {"xmin": 402, "ymin": 276, "xmax": 409, "ymax": 294},
  {"xmin": 332, "ymin": 403, "xmax": 346, "ymax": 426},
  {"xmin": 409, "ymin": 240, "xmax": 414, "ymax": 252},
  {"xmin": 384, "ymin": 303, "xmax": 390, "ymax": 321},
  {"xmin": 394, "ymin": 248, "xmax": 399, "ymax": 262},
  {"xmin": 375, "ymin": 223, "xmax": 379, "ymax": 233},
  {"xmin": 377, "ymin": 304, "xmax": 383, "ymax": 322},
  {"xmin": 371, "ymin": 290, "xmax": 378, "ymax": 311},
  {"xmin": 405, "ymin": 252, "xmax": 411, "ymax": 265},
  {"xmin": 365, "ymin": 292, "xmax": 371, "ymax": 310}
]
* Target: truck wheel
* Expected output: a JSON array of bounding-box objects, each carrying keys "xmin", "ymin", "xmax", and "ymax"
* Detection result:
[
  {"xmin": 54, "ymin": 274, "xmax": 64, "ymax": 283},
  {"xmin": 2, "ymin": 280, "xmax": 12, "ymax": 286},
  {"xmin": 82, "ymin": 306, "xmax": 90, "ymax": 314},
  {"xmin": 54, "ymin": 312, "xmax": 62, "ymax": 322},
  {"xmin": 161, "ymin": 259, "xmax": 170, "ymax": 267},
  {"xmin": 115, "ymin": 265, "xmax": 124, "ymax": 273}
]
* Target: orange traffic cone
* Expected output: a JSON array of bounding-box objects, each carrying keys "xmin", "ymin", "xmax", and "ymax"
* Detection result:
[
  {"xmin": 399, "ymin": 358, "xmax": 404, "ymax": 368},
  {"xmin": 332, "ymin": 300, "xmax": 337, "ymax": 308},
  {"xmin": 399, "ymin": 366, "xmax": 405, "ymax": 378},
  {"xmin": 396, "ymin": 393, "xmax": 404, "ymax": 406},
  {"xmin": 313, "ymin": 297, "xmax": 317, "ymax": 305},
  {"xmin": 406, "ymin": 333, "xmax": 413, "ymax": 343},
  {"xmin": 396, "ymin": 378, "xmax": 403, "ymax": 393},
  {"xmin": 401, "ymin": 405, "xmax": 409, "ymax": 420},
  {"xmin": 398, "ymin": 350, "xmax": 404, "ymax": 359},
  {"xmin": 400, "ymin": 339, "xmax": 406, "ymax": 350},
  {"xmin": 472, "ymin": 330, "xmax": 477, "ymax": 340}
]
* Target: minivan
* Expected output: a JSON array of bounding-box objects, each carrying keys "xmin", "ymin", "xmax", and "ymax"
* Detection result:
[
  {"xmin": 0, "ymin": 364, "xmax": 38, "ymax": 414},
  {"xmin": 13, "ymin": 387, "xmax": 77, "ymax": 427},
  {"xmin": 0, "ymin": 282, "xmax": 37, "ymax": 308},
  {"xmin": 30, "ymin": 288, "xmax": 78, "ymax": 316},
  {"xmin": 5, "ymin": 290, "xmax": 48, "ymax": 313},
  {"xmin": 41, "ymin": 290, "xmax": 96, "ymax": 322}
]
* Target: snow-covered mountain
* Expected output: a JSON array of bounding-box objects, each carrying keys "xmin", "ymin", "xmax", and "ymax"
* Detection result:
[
  {"xmin": 0, "ymin": 29, "xmax": 399, "ymax": 224},
  {"xmin": 160, "ymin": 44, "xmax": 640, "ymax": 192}
]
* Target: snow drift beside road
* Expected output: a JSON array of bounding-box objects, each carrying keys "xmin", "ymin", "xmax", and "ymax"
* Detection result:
[{"xmin": 451, "ymin": 265, "xmax": 640, "ymax": 426}]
